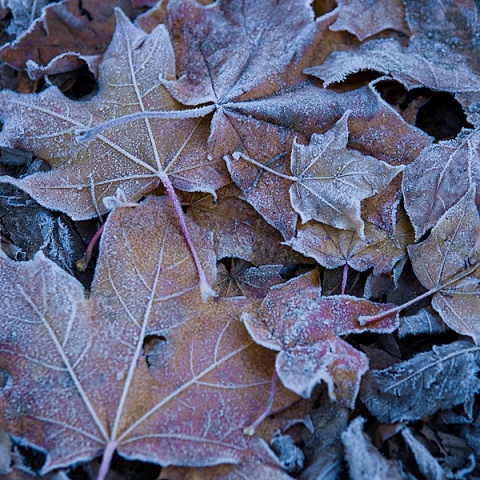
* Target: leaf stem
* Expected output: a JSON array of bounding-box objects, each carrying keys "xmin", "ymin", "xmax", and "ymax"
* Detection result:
[
  {"xmin": 231, "ymin": 151, "xmax": 297, "ymax": 182},
  {"xmin": 359, "ymin": 261, "xmax": 480, "ymax": 325},
  {"xmin": 358, "ymin": 288, "xmax": 436, "ymax": 325},
  {"xmin": 341, "ymin": 263, "xmax": 349, "ymax": 295},
  {"xmin": 158, "ymin": 170, "xmax": 215, "ymax": 301},
  {"xmin": 76, "ymin": 105, "xmax": 216, "ymax": 142},
  {"xmin": 76, "ymin": 223, "xmax": 105, "ymax": 272},
  {"xmin": 96, "ymin": 440, "xmax": 118, "ymax": 480}
]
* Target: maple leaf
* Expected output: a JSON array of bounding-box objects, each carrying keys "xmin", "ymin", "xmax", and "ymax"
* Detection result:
[
  {"xmin": 233, "ymin": 112, "xmax": 403, "ymax": 238},
  {"xmin": 0, "ymin": 10, "xmax": 227, "ymax": 220},
  {"xmin": 0, "ymin": 9, "xmax": 228, "ymax": 297},
  {"xmin": 407, "ymin": 188, "xmax": 480, "ymax": 342},
  {"xmin": 182, "ymin": 185, "xmax": 305, "ymax": 266},
  {"xmin": 0, "ymin": 0, "xmax": 143, "ymax": 79},
  {"xmin": 403, "ymin": 130, "xmax": 478, "ymax": 240},
  {"xmin": 0, "ymin": 195, "xmax": 296, "ymax": 477},
  {"xmin": 329, "ymin": 0, "xmax": 409, "ymax": 41},
  {"xmin": 242, "ymin": 271, "xmax": 399, "ymax": 408},
  {"xmin": 287, "ymin": 206, "xmax": 413, "ymax": 276}
]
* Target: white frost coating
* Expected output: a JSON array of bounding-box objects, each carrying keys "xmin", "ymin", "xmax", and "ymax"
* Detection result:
[
  {"xmin": 233, "ymin": 112, "xmax": 403, "ymax": 238},
  {"xmin": 401, "ymin": 428, "xmax": 446, "ymax": 480},
  {"xmin": 103, "ymin": 188, "xmax": 139, "ymax": 210},
  {"xmin": 342, "ymin": 417, "xmax": 403, "ymax": 480},
  {"xmin": 306, "ymin": 38, "xmax": 480, "ymax": 92},
  {"xmin": 2, "ymin": 0, "xmax": 49, "ymax": 36}
]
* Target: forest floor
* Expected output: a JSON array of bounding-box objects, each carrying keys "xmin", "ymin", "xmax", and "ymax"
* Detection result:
[{"xmin": 0, "ymin": 1, "xmax": 479, "ymax": 479}]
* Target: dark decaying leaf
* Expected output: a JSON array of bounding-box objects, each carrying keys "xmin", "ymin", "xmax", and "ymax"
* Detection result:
[
  {"xmin": 215, "ymin": 262, "xmax": 287, "ymax": 299},
  {"xmin": 0, "ymin": 429, "xmax": 12, "ymax": 475},
  {"xmin": 361, "ymin": 341, "xmax": 480, "ymax": 423},
  {"xmin": 0, "ymin": 195, "xmax": 297, "ymax": 474},
  {"xmin": 398, "ymin": 308, "xmax": 446, "ymax": 338},
  {"xmin": 299, "ymin": 390, "xmax": 349, "ymax": 480},
  {"xmin": 401, "ymin": 428, "xmax": 446, "ymax": 480},
  {"xmin": 243, "ymin": 271, "xmax": 398, "ymax": 407}
]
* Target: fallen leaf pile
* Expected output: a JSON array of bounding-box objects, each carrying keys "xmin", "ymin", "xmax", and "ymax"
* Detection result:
[{"xmin": 0, "ymin": 0, "xmax": 480, "ymax": 479}]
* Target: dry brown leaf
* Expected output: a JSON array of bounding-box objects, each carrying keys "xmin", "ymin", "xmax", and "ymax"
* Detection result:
[
  {"xmin": 0, "ymin": 195, "xmax": 297, "ymax": 476},
  {"xmin": 408, "ymin": 188, "xmax": 480, "ymax": 341},
  {"xmin": 0, "ymin": 10, "xmax": 227, "ymax": 221},
  {"xmin": 330, "ymin": 0, "xmax": 409, "ymax": 41},
  {"xmin": 0, "ymin": 0, "xmax": 143, "ymax": 78},
  {"xmin": 183, "ymin": 185, "xmax": 305, "ymax": 266},
  {"xmin": 287, "ymin": 207, "xmax": 412, "ymax": 276}
]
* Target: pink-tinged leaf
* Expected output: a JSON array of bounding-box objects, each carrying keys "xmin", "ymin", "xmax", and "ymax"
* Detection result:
[
  {"xmin": 408, "ymin": 188, "xmax": 480, "ymax": 342},
  {"xmin": 242, "ymin": 272, "xmax": 399, "ymax": 408},
  {"xmin": 288, "ymin": 111, "xmax": 403, "ymax": 237},
  {"xmin": 287, "ymin": 207, "xmax": 413, "ymax": 276},
  {"xmin": 0, "ymin": 196, "xmax": 297, "ymax": 475},
  {"xmin": 403, "ymin": 132, "xmax": 477, "ymax": 240},
  {"xmin": 330, "ymin": 0, "xmax": 409, "ymax": 41},
  {"xmin": 0, "ymin": 10, "xmax": 227, "ymax": 221}
]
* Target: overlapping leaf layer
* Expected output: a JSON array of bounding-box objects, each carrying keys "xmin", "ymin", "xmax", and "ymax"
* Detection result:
[{"xmin": 0, "ymin": 0, "xmax": 480, "ymax": 478}]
